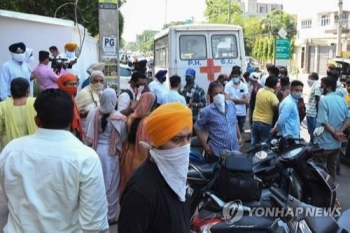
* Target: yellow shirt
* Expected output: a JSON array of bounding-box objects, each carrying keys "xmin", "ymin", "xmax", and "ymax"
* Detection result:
[
  {"xmin": 346, "ymin": 94, "xmax": 350, "ymax": 106},
  {"xmin": 253, "ymin": 87, "xmax": 279, "ymax": 125}
]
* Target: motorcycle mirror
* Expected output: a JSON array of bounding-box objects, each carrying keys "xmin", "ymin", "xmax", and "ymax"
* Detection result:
[{"xmin": 254, "ymin": 150, "xmax": 268, "ymax": 160}]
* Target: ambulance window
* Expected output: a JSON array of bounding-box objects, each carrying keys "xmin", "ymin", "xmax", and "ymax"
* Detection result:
[
  {"xmin": 212, "ymin": 35, "xmax": 238, "ymax": 59},
  {"xmin": 155, "ymin": 35, "xmax": 168, "ymax": 67},
  {"xmin": 179, "ymin": 35, "xmax": 207, "ymax": 60}
]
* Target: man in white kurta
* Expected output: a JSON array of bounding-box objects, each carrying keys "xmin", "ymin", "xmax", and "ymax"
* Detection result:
[
  {"xmin": 0, "ymin": 89, "xmax": 109, "ymax": 233},
  {"xmin": 0, "ymin": 42, "xmax": 32, "ymax": 101},
  {"xmin": 149, "ymin": 70, "xmax": 169, "ymax": 104}
]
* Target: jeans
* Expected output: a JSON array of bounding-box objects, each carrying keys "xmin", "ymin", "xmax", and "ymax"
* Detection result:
[
  {"xmin": 307, "ymin": 116, "xmax": 317, "ymax": 145},
  {"xmin": 251, "ymin": 121, "xmax": 272, "ymax": 147},
  {"xmin": 237, "ymin": 115, "xmax": 246, "ymax": 133},
  {"xmin": 314, "ymin": 148, "xmax": 340, "ymax": 179}
]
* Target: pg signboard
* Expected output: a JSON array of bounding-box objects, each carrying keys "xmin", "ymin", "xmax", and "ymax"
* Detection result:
[
  {"xmin": 103, "ymin": 36, "xmax": 116, "ymax": 55},
  {"xmin": 275, "ymin": 39, "xmax": 290, "ymax": 60}
]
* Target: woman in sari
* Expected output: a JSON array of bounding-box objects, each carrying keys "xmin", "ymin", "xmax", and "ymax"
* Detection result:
[
  {"xmin": 119, "ymin": 92, "xmax": 158, "ymax": 194},
  {"xmin": 75, "ymin": 70, "xmax": 105, "ymax": 130},
  {"xmin": 85, "ymin": 88, "xmax": 127, "ymax": 225},
  {"xmin": 0, "ymin": 78, "xmax": 37, "ymax": 151},
  {"xmin": 57, "ymin": 73, "xmax": 83, "ymax": 140}
]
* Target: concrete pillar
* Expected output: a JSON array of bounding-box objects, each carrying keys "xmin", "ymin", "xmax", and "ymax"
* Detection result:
[
  {"xmin": 315, "ymin": 45, "xmax": 320, "ymax": 73},
  {"xmin": 98, "ymin": 2, "xmax": 120, "ymax": 94}
]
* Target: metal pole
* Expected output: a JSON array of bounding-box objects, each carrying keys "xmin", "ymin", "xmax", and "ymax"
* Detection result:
[
  {"xmin": 228, "ymin": 0, "xmax": 232, "ymax": 24},
  {"xmin": 336, "ymin": 0, "xmax": 343, "ymax": 57},
  {"xmin": 116, "ymin": 3, "xmax": 120, "ymax": 96}
]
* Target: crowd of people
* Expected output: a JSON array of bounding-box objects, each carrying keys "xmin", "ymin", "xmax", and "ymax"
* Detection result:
[{"xmin": 0, "ymin": 41, "xmax": 350, "ymax": 232}]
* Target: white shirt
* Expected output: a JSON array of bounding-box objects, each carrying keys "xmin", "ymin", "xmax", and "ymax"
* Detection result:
[
  {"xmin": 0, "ymin": 59, "xmax": 32, "ymax": 100},
  {"xmin": 0, "ymin": 129, "xmax": 109, "ymax": 233},
  {"xmin": 259, "ymin": 74, "xmax": 268, "ymax": 87},
  {"xmin": 117, "ymin": 84, "xmax": 143, "ymax": 112},
  {"xmin": 224, "ymin": 80, "xmax": 248, "ymax": 116},
  {"xmin": 161, "ymin": 90, "xmax": 187, "ymax": 106},
  {"xmin": 149, "ymin": 79, "xmax": 169, "ymax": 104}
]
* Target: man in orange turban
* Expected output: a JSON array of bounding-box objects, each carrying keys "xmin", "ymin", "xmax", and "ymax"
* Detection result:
[
  {"xmin": 57, "ymin": 43, "xmax": 79, "ymax": 77},
  {"xmin": 119, "ymin": 103, "xmax": 193, "ymax": 233}
]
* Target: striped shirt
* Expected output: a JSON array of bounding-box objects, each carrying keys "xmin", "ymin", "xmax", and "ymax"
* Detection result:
[
  {"xmin": 194, "ymin": 101, "xmax": 239, "ymax": 157},
  {"xmin": 306, "ymin": 82, "xmax": 321, "ymax": 117}
]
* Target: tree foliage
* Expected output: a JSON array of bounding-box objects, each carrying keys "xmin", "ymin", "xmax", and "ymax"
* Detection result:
[
  {"xmin": 205, "ymin": 0, "xmax": 242, "ymax": 23},
  {"xmin": 136, "ymin": 30, "xmax": 158, "ymax": 52},
  {"xmin": 260, "ymin": 9, "xmax": 297, "ymax": 38},
  {"xmin": 0, "ymin": 0, "xmax": 125, "ymax": 38}
]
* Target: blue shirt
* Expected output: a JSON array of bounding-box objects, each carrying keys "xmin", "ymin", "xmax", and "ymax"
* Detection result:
[
  {"xmin": 315, "ymin": 92, "xmax": 350, "ymax": 150},
  {"xmin": 160, "ymin": 90, "xmax": 187, "ymax": 106},
  {"xmin": 275, "ymin": 94, "xmax": 300, "ymax": 138},
  {"xmin": 194, "ymin": 101, "xmax": 239, "ymax": 157}
]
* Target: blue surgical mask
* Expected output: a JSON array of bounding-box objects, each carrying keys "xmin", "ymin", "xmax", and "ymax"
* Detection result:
[
  {"xmin": 232, "ymin": 77, "xmax": 240, "ymax": 84},
  {"xmin": 291, "ymin": 91, "xmax": 302, "ymax": 100}
]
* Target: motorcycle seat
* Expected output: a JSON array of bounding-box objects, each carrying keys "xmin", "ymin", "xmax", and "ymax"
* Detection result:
[
  {"xmin": 188, "ymin": 163, "xmax": 217, "ymax": 181},
  {"xmin": 288, "ymin": 197, "xmax": 339, "ymax": 233}
]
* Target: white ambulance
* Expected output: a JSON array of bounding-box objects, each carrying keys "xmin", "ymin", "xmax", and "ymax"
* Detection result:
[{"xmin": 153, "ymin": 24, "xmax": 246, "ymax": 92}]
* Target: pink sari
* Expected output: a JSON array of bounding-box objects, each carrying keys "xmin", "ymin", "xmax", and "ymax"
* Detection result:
[{"xmin": 119, "ymin": 92, "xmax": 157, "ymax": 195}]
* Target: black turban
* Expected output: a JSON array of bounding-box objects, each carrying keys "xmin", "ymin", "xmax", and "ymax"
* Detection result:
[{"xmin": 9, "ymin": 42, "xmax": 26, "ymax": 53}]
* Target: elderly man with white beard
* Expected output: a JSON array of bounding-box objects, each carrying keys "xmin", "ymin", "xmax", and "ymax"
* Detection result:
[{"xmin": 0, "ymin": 42, "xmax": 33, "ymax": 101}]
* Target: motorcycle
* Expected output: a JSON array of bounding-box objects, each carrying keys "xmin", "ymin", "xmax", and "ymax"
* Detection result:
[
  {"xmin": 188, "ymin": 137, "xmax": 339, "ymax": 232},
  {"xmin": 269, "ymin": 187, "xmax": 350, "ymax": 233}
]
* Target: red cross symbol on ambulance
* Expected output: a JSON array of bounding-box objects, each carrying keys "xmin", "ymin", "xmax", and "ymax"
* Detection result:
[{"xmin": 199, "ymin": 58, "xmax": 222, "ymax": 82}]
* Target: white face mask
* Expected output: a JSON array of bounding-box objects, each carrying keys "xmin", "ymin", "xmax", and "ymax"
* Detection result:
[
  {"xmin": 307, "ymin": 80, "xmax": 315, "ymax": 88},
  {"xmin": 12, "ymin": 53, "xmax": 25, "ymax": 63},
  {"xmin": 137, "ymin": 85, "xmax": 145, "ymax": 94},
  {"xmin": 90, "ymin": 83, "xmax": 104, "ymax": 92},
  {"xmin": 65, "ymin": 51, "xmax": 75, "ymax": 58},
  {"xmin": 213, "ymin": 93, "xmax": 225, "ymax": 113},
  {"xmin": 141, "ymin": 141, "xmax": 190, "ymax": 202},
  {"xmin": 213, "ymin": 93, "xmax": 225, "ymax": 105}
]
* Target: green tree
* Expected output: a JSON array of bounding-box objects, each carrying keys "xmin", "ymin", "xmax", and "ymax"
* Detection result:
[
  {"xmin": 243, "ymin": 16, "xmax": 261, "ymax": 55},
  {"xmin": 0, "ymin": 0, "xmax": 126, "ymax": 37},
  {"xmin": 137, "ymin": 30, "xmax": 158, "ymax": 52},
  {"xmin": 260, "ymin": 9, "xmax": 297, "ymax": 38},
  {"xmin": 205, "ymin": 0, "xmax": 242, "ymax": 23}
]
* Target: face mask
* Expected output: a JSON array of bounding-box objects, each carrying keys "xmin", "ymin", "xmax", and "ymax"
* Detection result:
[
  {"xmin": 186, "ymin": 79, "xmax": 194, "ymax": 85},
  {"xmin": 291, "ymin": 91, "xmax": 302, "ymax": 100},
  {"xmin": 159, "ymin": 76, "xmax": 166, "ymax": 84},
  {"xmin": 90, "ymin": 83, "xmax": 104, "ymax": 92},
  {"xmin": 141, "ymin": 142, "xmax": 190, "ymax": 202},
  {"xmin": 64, "ymin": 86, "xmax": 78, "ymax": 96},
  {"xmin": 213, "ymin": 93, "xmax": 225, "ymax": 105},
  {"xmin": 65, "ymin": 51, "xmax": 75, "ymax": 58},
  {"xmin": 232, "ymin": 77, "xmax": 240, "ymax": 84},
  {"xmin": 223, "ymin": 81, "xmax": 228, "ymax": 86},
  {"xmin": 137, "ymin": 85, "xmax": 145, "ymax": 93},
  {"xmin": 12, "ymin": 53, "xmax": 25, "ymax": 63},
  {"xmin": 307, "ymin": 80, "xmax": 315, "ymax": 88}
]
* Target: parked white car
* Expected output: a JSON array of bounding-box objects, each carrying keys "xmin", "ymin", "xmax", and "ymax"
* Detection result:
[{"xmin": 107, "ymin": 64, "xmax": 132, "ymax": 91}]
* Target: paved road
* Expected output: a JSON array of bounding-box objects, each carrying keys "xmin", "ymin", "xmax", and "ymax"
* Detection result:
[{"xmin": 1, "ymin": 74, "xmax": 349, "ymax": 232}]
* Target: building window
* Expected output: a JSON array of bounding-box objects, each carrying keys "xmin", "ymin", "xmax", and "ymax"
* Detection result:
[
  {"xmin": 154, "ymin": 35, "xmax": 168, "ymax": 67},
  {"xmin": 301, "ymin": 19, "xmax": 312, "ymax": 29},
  {"xmin": 321, "ymin": 14, "xmax": 330, "ymax": 26}
]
